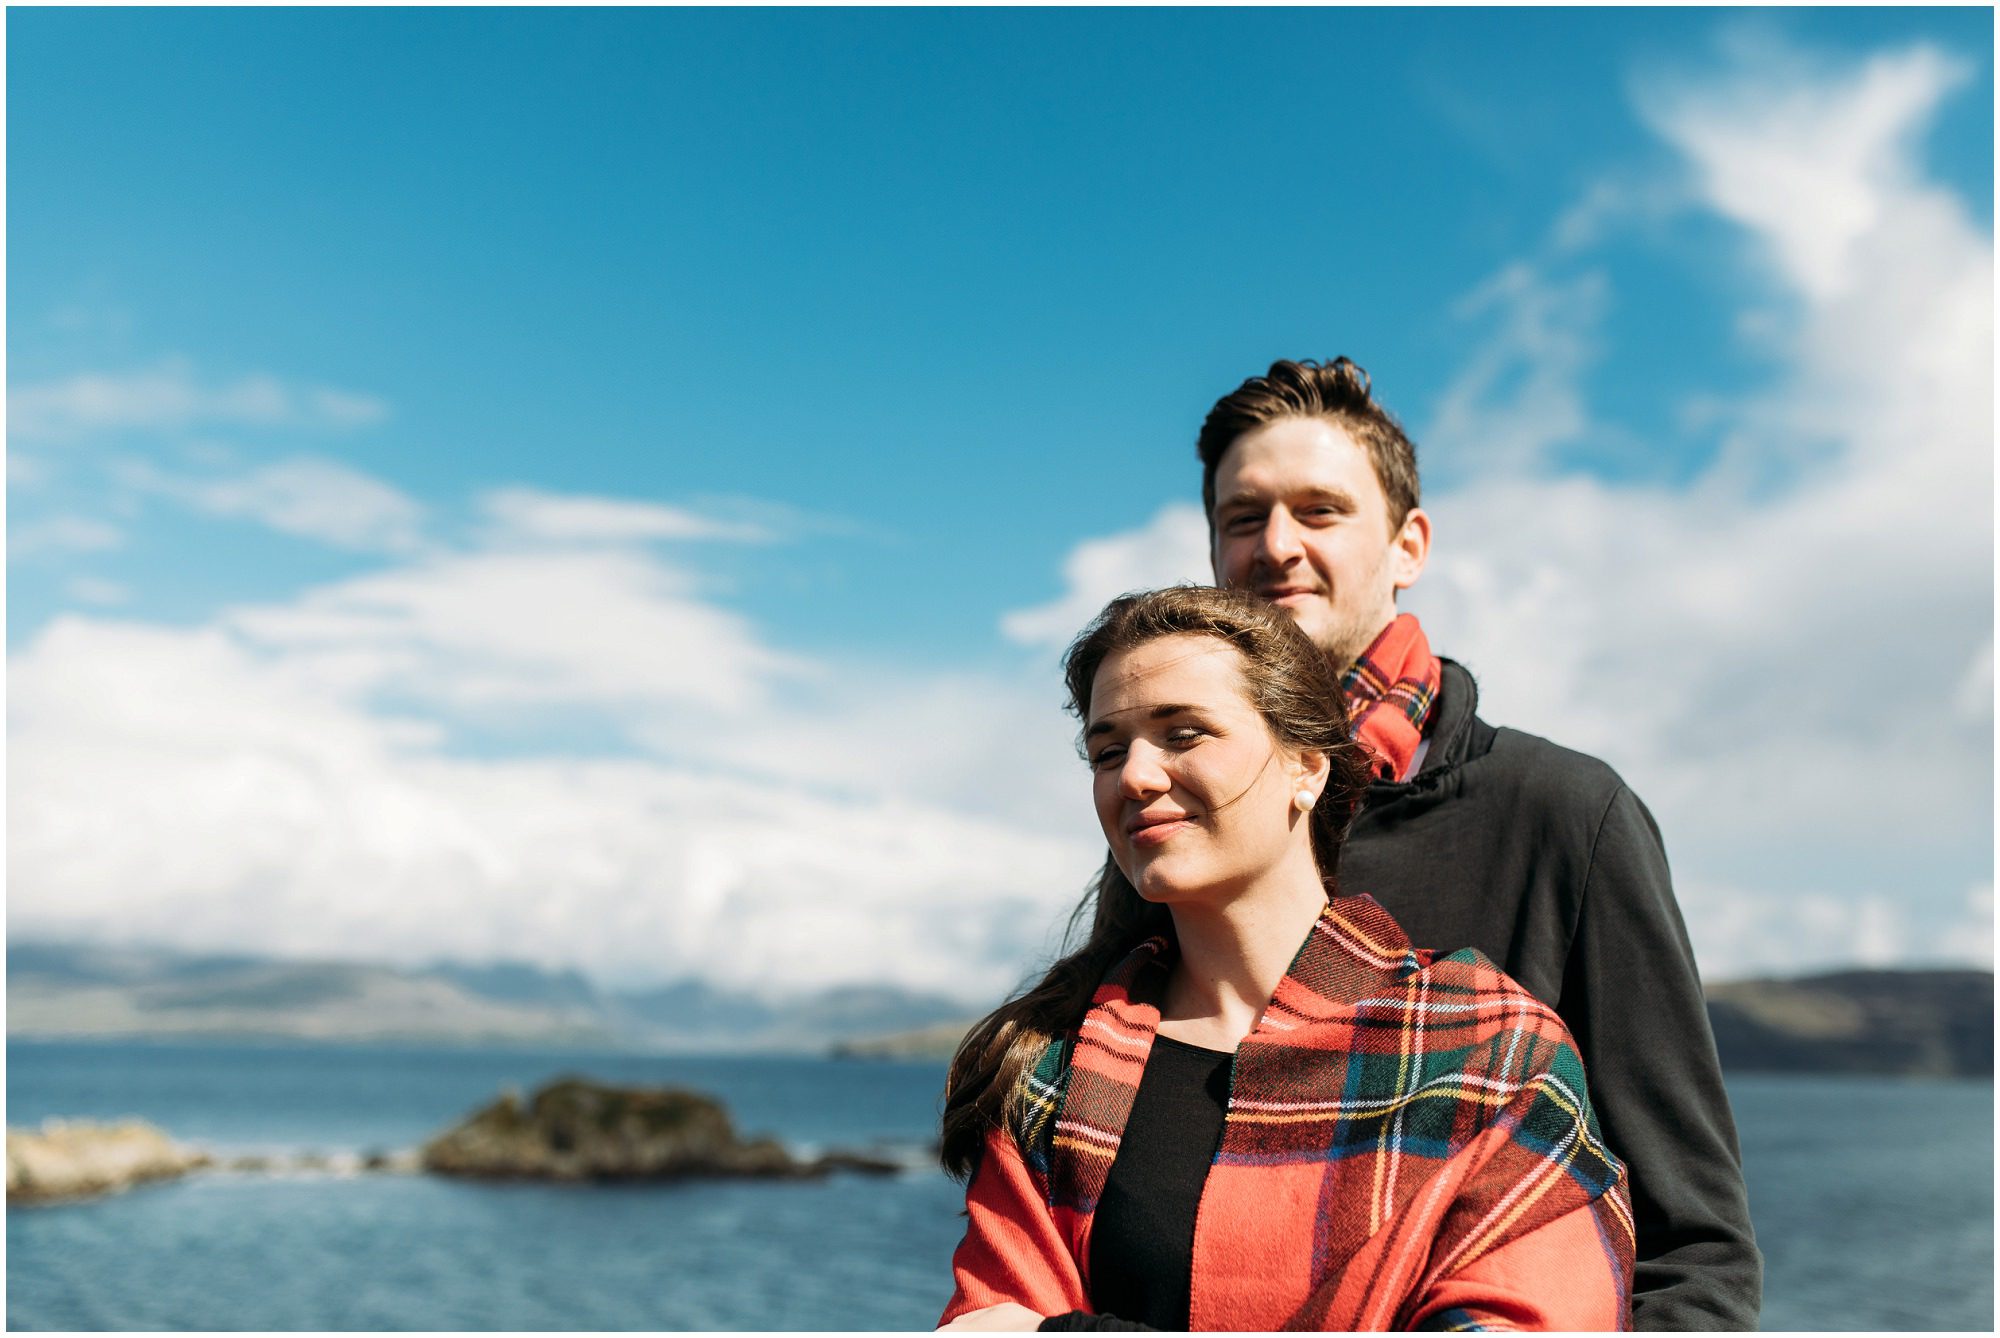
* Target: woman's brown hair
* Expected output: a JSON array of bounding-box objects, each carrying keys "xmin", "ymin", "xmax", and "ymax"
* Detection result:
[{"xmin": 938, "ymin": 585, "xmax": 1375, "ymax": 1179}]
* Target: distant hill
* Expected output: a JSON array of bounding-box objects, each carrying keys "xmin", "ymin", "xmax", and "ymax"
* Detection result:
[
  {"xmin": 828, "ymin": 967, "xmax": 1998, "ymax": 1076},
  {"xmin": 604, "ymin": 977, "xmax": 972, "ymax": 1051},
  {"xmin": 1705, "ymin": 968, "xmax": 1992, "ymax": 1077},
  {"xmin": 6, "ymin": 943, "xmax": 614, "ymax": 1047},
  {"xmin": 13, "ymin": 943, "xmax": 1985, "ymax": 1071},
  {"xmin": 4, "ymin": 941, "xmax": 974, "ymax": 1053}
]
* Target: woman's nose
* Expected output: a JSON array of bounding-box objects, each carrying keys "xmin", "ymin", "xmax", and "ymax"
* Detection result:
[{"xmin": 1118, "ymin": 743, "xmax": 1170, "ymax": 799}]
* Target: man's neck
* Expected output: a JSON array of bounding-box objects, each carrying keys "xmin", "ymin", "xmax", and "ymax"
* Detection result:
[{"xmin": 1329, "ymin": 615, "xmax": 1401, "ymax": 681}]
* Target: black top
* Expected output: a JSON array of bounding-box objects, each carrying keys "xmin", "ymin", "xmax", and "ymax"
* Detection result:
[
  {"xmin": 1039, "ymin": 1035, "xmax": 1231, "ymax": 1333},
  {"xmin": 1340, "ymin": 658, "xmax": 1761, "ymax": 1330}
]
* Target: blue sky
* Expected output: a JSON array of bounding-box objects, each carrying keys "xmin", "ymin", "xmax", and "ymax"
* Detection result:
[{"xmin": 8, "ymin": 8, "xmax": 1993, "ymax": 997}]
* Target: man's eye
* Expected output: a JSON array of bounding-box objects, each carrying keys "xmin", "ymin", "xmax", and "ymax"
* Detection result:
[{"xmin": 1223, "ymin": 513, "xmax": 1263, "ymax": 533}]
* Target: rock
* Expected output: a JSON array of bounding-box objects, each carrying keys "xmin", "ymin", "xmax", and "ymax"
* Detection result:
[
  {"xmin": 420, "ymin": 1075, "xmax": 820, "ymax": 1182},
  {"xmin": 6, "ymin": 1119, "xmax": 210, "ymax": 1204},
  {"xmin": 810, "ymin": 1150, "xmax": 902, "ymax": 1177}
]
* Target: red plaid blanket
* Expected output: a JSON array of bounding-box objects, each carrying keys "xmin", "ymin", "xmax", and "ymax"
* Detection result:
[{"xmin": 943, "ymin": 896, "xmax": 1634, "ymax": 1330}]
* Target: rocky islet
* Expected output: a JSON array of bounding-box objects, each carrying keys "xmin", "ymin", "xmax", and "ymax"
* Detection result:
[{"xmin": 7, "ymin": 1076, "xmax": 900, "ymax": 1206}]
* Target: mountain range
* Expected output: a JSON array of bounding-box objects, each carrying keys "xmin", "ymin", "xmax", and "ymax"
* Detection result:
[
  {"xmin": 4, "ymin": 941, "xmax": 973, "ymax": 1053},
  {"xmin": 7, "ymin": 942, "xmax": 1992, "ymax": 1074}
]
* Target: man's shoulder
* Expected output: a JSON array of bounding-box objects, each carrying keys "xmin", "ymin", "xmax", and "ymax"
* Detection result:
[
  {"xmin": 1427, "ymin": 664, "xmax": 1625, "ymax": 801},
  {"xmin": 1475, "ymin": 721, "xmax": 1629, "ymax": 808}
]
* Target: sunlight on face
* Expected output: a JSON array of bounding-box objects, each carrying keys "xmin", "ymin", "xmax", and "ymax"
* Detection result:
[
  {"xmin": 1210, "ymin": 418, "xmax": 1405, "ymax": 669},
  {"xmin": 1084, "ymin": 635, "xmax": 1309, "ymax": 906}
]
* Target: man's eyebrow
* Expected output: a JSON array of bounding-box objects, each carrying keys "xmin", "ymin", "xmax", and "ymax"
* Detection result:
[
  {"xmin": 1084, "ymin": 703, "xmax": 1195, "ymax": 738},
  {"xmin": 1214, "ymin": 486, "xmax": 1357, "ymax": 513},
  {"xmin": 1213, "ymin": 490, "xmax": 1267, "ymax": 514}
]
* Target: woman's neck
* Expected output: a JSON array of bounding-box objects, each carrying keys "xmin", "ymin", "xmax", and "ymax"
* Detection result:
[{"xmin": 1155, "ymin": 856, "xmax": 1329, "ymax": 1052}]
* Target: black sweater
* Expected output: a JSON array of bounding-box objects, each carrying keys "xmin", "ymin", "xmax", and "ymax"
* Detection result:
[{"xmin": 1339, "ymin": 659, "xmax": 1761, "ymax": 1331}]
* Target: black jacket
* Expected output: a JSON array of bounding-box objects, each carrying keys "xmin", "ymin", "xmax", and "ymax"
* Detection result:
[{"xmin": 1338, "ymin": 659, "xmax": 1761, "ymax": 1332}]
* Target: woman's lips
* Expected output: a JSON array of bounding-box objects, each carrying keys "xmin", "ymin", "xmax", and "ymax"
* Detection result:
[{"xmin": 1129, "ymin": 817, "xmax": 1195, "ymax": 848}]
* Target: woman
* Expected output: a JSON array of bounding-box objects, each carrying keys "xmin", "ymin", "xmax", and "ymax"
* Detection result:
[{"xmin": 937, "ymin": 587, "xmax": 1632, "ymax": 1332}]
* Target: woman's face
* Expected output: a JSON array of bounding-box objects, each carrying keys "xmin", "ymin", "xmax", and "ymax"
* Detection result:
[{"xmin": 1085, "ymin": 634, "xmax": 1318, "ymax": 906}]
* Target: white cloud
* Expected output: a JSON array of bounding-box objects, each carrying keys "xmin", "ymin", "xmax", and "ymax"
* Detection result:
[
  {"xmin": 1001, "ymin": 503, "xmax": 1211, "ymax": 648},
  {"xmin": 1424, "ymin": 264, "xmax": 1608, "ymax": 478},
  {"xmin": 223, "ymin": 548, "xmax": 801, "ymax": 715},
  {"xmin": 10, "ymin": 447, "xmax": 1116, "ymax": 997},
  {"xmin": 1409, "ymin": 37, "xmax": 1991, "ymax": 977},
  {"xmin": 64, "ymin": 577, "xmax": 131, "ymax": 606},
  {"xmin": 8, "ymin": 515, "xmax": 125, "ymax": 558},
  {"xmin": 479, "ymin": 486, "xmax": 772, "ymax": 546},
  {"xmin": 123, "ymin": 456, "xmax": 428, "ymax": 554},
  {"xmin": 7, "ymin": 359, "xmax": 389, "ymax": 439},
  {"xmin": 1941, "ymin": 884, "xmax": 1994, "ymax": 966},
  {"xmin": 1634, "ymin": 35, "xmax": 1971, "ymax": 305},
  {"xmin": 1002, "ymin": 34, "xmax": 1994, "ymax": 982},
  {"xmin": 6, "ymin": 456, "xmax": 1109, "ymax": 999},
  {"xmin": 6, "ymin": 593, "xmax": 1099, "ymax": 999},
  {"xmin": 1673, "ymin": 877, "xmax": 1919, "ymax": 977},
  {"xmin": 1551, "ymin": 173, "xmax": 1686, "ymax": 254},
  {"xmin": 1952, "ymin": 642, "xmax": 1993, "ymax": 722}
]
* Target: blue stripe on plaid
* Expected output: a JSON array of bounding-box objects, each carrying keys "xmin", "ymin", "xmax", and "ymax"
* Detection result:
[{"xmin": 1417, "ymin": 1307, "xmax": 1496, "ymax": 1331}]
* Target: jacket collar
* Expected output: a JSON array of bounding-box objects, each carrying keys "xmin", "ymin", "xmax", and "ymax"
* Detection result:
[
  {"xmin": 1360, "ymin": 656, "xmax": 1482, "ymax": 794},
  {"xmin": 1425, "ymin": 657, "xmax": 1481, "ymax": 769}
]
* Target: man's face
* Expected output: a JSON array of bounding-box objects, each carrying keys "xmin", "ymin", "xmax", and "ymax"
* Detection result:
[{"xmin": 1209, "ymin": 416, "xmax": 1429, "ymax": 670}]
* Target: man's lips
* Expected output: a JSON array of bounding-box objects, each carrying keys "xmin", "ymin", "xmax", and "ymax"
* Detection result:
[
  {"xmin": 1127, "ymin": 812, "xmax": 1196, "ymax": 848},
  {"xmin": 1259, "ymin": 586, "xmax": 1322, "ymax": 603}
]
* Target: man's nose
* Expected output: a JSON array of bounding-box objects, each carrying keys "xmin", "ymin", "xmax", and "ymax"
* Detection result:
[
  {"xmin": 1258, "ymin": 509, "xmax": 1304, "ymax": 566},
  {"xmin": 1118, "ymin": 742, "xmax": 1170, "ymax": 800}
]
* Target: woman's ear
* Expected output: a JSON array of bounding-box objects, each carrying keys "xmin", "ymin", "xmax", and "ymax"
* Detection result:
[{"xmin": 1293, "ymin": 747, "xmax": 1332, "ymax": 803}]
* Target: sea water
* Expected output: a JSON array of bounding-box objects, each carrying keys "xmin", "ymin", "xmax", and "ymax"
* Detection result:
[{"xmin": 6, "ymin": 1041, "xmax": 1992, "ymax": 1330}]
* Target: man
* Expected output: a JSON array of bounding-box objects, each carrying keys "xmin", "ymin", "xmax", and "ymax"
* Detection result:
[{"xmin": 1198, "ymin": 357, "xmax": 1761, "ymax": 1330}]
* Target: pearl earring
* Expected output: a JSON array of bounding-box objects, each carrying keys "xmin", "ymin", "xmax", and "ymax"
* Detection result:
[{"xmin": 1295, "ymin": 790, "xmax": 1316, "ymax": 813}]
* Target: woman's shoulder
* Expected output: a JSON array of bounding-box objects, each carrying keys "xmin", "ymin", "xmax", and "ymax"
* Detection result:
[
  {"xmin": 1395, "ymin": 948, "xmax": 1621, "ymax": 1186},
  {"xmin": 1398, "ymin": 946, "xmax": 1584, "ymax": 1076},
  {"xmin": 1001, "ymin": 1034, "xmax": 1073, "ymax": 1168}
]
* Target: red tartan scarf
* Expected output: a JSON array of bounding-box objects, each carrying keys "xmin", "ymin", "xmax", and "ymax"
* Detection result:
[
  {"xmin": 959, "ymin": 896, "xmax": 1633, "ymax": 1330},
  {"xmin": 1341, "ymin": 613, "xmax": 1443, "ymax": 782}
]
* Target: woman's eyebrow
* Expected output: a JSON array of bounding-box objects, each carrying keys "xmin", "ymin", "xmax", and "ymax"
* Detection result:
[{"xmin": 1085, "ymin": 703, "xmax": 1196, "ymax": 737}]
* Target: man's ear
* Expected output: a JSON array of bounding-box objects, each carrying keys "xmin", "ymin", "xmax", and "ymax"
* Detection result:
[{"xmin": 1391, "ymin": 506, "xmax": 1431, "ymax": 593}]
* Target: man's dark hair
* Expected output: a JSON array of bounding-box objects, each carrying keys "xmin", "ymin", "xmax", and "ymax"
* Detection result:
[{"xmin": 1197, "ymin": 357, "xmax": 1421, "ymax": 534}]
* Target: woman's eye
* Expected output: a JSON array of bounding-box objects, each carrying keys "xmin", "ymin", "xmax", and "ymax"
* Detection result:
[
  {"xmin": 1167, "ymin": 727, "xmax": 1205, "ymax": 746},
  {"xmin": 1089, "ymin": 746, "xmax": 1126, "ymax": 769}
]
